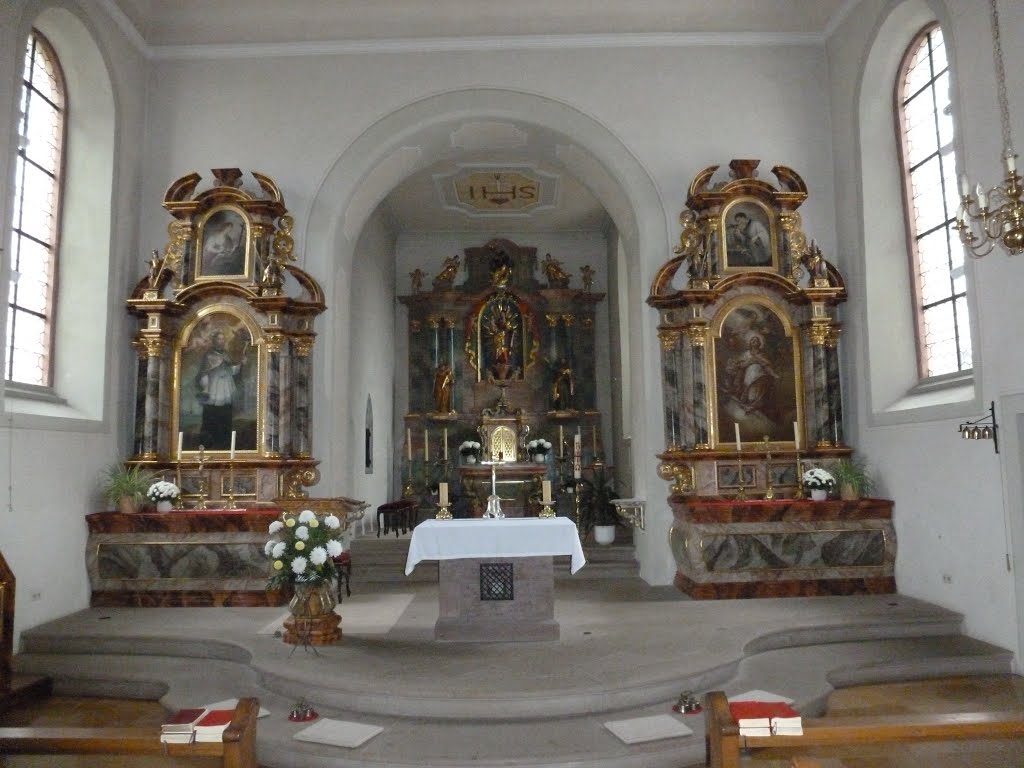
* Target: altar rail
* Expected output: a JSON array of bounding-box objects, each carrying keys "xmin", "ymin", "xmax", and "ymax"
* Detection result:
[
  {"xmin": 0, "ymin": 697, "xmax": 258, "ymax": 768},
  {"xmin": 704, "ymin": 690, "xmax": 1024, "ymax": 768}
]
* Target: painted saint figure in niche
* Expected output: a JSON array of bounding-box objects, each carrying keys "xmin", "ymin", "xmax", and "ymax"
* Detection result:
[
  {"xmin": 432, "ymin": 362, "xmax": 454, "ymax": 413},
  {"xmin": 715, "ymin": 304, "xmax": 796, "ymax": 444},
  {"xmin": 551, "ymin": 359, "xmax": 575, "ymax": 411},
  {"xmin": 199, "ymin": 209, "xmax": 248, "ymax": 276},
  {"xmin": 724, "ymin": 205, "xmax": 772, "ymax": 268}
]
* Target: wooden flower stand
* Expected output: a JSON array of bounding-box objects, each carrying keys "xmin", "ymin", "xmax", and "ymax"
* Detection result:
[{"xmin": 283, "ymin": 613, "xmax": 341, "ymax": 645}]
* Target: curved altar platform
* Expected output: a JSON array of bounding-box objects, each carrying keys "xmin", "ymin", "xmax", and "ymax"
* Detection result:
[{"xmin": 13, "ymin": 577, "xmax": 1012, "ymax": 768}]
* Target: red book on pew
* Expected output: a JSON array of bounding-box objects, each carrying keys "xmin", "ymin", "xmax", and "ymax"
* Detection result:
[
  {"xmin": 728, "ymin": 700, "xmax": 802, "ymax": 736},
  {"xmin": 160, "ymin": 707, "xmax": 206, "ymax": 743},
  {"xmin": 193, "ymin": 708, "xmax": 236, "ymax": 742}
]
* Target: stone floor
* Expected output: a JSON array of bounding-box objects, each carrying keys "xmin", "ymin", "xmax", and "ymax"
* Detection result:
[{"xmin": 10, "ymin": 575, "xmax": 1018, "ymax": 768}]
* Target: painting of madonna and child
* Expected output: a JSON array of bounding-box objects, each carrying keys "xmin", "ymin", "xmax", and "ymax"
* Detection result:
[
  {"xmin": 714, "ymin": 303, "xmax": 798, "ymax": 446},
  {"xmin": 177, "ymin": 312, "xmax": 260, "ymax": 453}
]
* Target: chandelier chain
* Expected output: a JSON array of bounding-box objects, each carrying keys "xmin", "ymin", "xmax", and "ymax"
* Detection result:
[{"xmin": 990, "ymin": 0, "xmax": 1013, "ymax": 154}]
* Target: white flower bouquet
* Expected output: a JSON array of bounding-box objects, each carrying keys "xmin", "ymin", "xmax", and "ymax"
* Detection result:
[
  {"xmin": 146, "ymin": 480, "xmax": 180, "ymax": 504},
  {"xmin": 527, "ymin": 439, "xmax": 553, "ymax": 456},
  {"xmin": 802, "ymin": 467, "xmax": 836, "ymax": 490},
  {"xmin": 459, "ymin": 440, "xmax": 482, "ymax": 457},
  {"xmin": 265, "ymin": 509, "xmax": 346, "ymax": 589}
]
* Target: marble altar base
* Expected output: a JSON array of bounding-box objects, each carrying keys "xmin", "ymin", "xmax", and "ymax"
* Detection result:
[{"xmin": 435, "ymin": 556, "xmax": 558, "ymax": 642}]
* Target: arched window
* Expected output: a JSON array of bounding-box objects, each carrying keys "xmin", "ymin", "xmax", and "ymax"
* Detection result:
[
  {"xmin": 896, "ymin": 24, "xmax": 970, "ymax": 379},
  {"xmin": 5, "ymin": 30, "xmax": 66, "ymax": 387}
]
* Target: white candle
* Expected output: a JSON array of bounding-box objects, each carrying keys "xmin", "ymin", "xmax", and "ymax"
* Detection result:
[
  {"xmin": 559, "ymin": 425, "xmax": 564, "ymax": 457},
  {"xmin": 407, "ymin": 428, "xmax": 412, "ymax": 461},
  {"xmin": 976, "ymin": 183, "xmax": 988, "ymax": 209},
  {"xmin": 230, "ymin": 430, "xmax": 236, "ymax": 460},
  {"xmin": 443, "ymin": 428, "xmax": 448, "ymax": 460},
  {"xmin": 542, "ymin": 480, "xmax": 552, "ymax": 503},
  {"xmin": 1007, "ymin": 152, "xmax": 1016, "ymax": 174},
  {"xmin": 793, "ymin": 421, "xmax": 800, "ymax": 451},
  {"xmin": 734, "ymin": 422, "xmax": 742, "ymax": 452},
  {"xmin": 424, "ymin": 428, "xmax": 430, "ymax": 459},
  {"xmin": 959, "ymin": 173, "xmax": 969, "ymax": 198},
  {"xmin": 177, "ymin": 431, "xmax": 183, "ymax": 462},
  {"xmin": 592, "ymin": 425, "xmax": 598, "ymax": 456},
  {"xmin": 439, "ymin": 482, "xmax": 448, "ymax": 507}
]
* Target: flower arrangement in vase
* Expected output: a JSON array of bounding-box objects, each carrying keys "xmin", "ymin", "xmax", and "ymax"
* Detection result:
[
  {"xmin": 526, "ymin": 439, "xmax": 552, "ymax": 463},
  {"xmin": 802, "ymin": 467, "xmax": 835, "ymax": 501},
  {"xmin": 146, "ymin": 480, "xmax": 180, "ymax": 511},
  {"xmin": 459, "ymin": 440, "xmax": 482, "ymax": 464},
  {"xmin": 265, "ymin": 509, "xmax": 345, "ymax": 590}
]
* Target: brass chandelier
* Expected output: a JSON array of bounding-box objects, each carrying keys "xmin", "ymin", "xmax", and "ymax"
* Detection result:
[{"xmin": 954, "ymin": 0, "xmax": 1023, "ymax": 257}]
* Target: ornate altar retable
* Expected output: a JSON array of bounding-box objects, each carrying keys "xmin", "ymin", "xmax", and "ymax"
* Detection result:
[{"xmin": 669, "ymin": 496, "xmax": 896, "ymax": 599}]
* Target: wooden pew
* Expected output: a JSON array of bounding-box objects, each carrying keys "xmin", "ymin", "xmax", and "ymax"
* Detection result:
[
  {"xmin": 0, "ymin": 696, "xmax": 259, "ymax": 768},
  {"xmin": 704, "ymin": 690, "xmax": 1024, "ymax": 768}
]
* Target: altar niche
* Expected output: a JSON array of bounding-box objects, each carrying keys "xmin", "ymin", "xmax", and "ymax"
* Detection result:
[{"xmin": 398, "ymin": 238, "xmax": 608, "ymax": 510}]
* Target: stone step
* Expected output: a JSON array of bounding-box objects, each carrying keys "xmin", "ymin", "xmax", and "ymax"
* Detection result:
[{"xmin": 349, "ymin": 531, "xmax": 639, "ymax": 583}]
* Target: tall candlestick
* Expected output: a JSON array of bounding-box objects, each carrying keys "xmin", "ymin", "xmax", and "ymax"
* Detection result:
[
  {"xmin": 793, "ymin": 421, "xmax": 800, "ymax": 451},
  {"xmin": 424, "ymin": 428, "xmax": 430, "ymax": 459},
  {"xmin": 177, "ymin": 431, "xmax": 183, "ymax": 462},
  {"xmin": 734, "ymin": 422, "xmax": 742, "ymax": 452},
  {"xmin": 542, "ymin": 480, "xmax": 552, "ymax": 503},
  {"xmin": 439, "ymin": 482, "xmax": 448, "ymax": 506},
  {"xmin": 573, "ymin": 433, "xmax": 582, "ymax": 479},
  {"xmin": 407, "ymin": 428, "xmax": 412, "ymax": 461},
  {"xmin": 559, "ymin": 425, "xmax": 564, "ymax": 457},
  {"xmin": 443, "ymin": 428, "xmax": 448, "ymax": 460},
  {"xmin": 230, "ymin": 431, "xmax": 236, "ymax": 460}
]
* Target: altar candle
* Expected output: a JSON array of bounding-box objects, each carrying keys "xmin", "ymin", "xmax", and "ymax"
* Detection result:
[
  {"xmin": 959, "ymin": 173, "xmax": 970, "ymax": 198},
  {"xmin": 177, "ymin": 431, "xmax": 183, "ymax": 462},
  {"xmin": 542, "ymin": 480, "xmax": 552, "ymax": 503},
  {"xmin": 734, "ymin": 422, "xmax": 742, "ymax": 452},
  {"xmin": 407, "ymin": 428, "xmax": 412, "ymax": 461},
  {"xmin": 793, "ymin": 421, "xmax": 800, "ymax": 451},
  {"xmin": 439, "ymin": 482, "xmax": 448, "ymax": 507},
  {"xmin": 976, "ymin": 183, "xmax": 988, "ymax": 209},
  {"xmin": 424, "ymin": 428, "xmax": 430, "ymax": 459},
  {"xmin": 443, "ymin": 428, "xmax": 448, "ymax": 460},
  {"xmin": 559, "ymin": 425, "xmax": 564, "ymax": 457},
  {"xmin": 1007, "ymin": 152, "xmax": 1017, "ymax": 174},
  {"xmin": 230, "ymin": 430, "xmax": 236, "ymax": 460}
]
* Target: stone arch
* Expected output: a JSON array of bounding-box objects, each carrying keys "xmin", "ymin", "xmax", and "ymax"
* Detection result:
[{"xmin": 306, "ymin": 88, "xmax": 670, "ymax": 577}]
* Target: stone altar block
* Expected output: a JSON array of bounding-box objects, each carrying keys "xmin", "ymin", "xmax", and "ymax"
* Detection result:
[{"xmin": 406, "ymin": 518, "xmax": 585, "ymax": 642}]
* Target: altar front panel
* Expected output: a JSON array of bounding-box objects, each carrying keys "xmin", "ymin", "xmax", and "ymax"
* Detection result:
[{"xmin": 668, "ymin": 497, "xmax": 896, "ymax": 599}]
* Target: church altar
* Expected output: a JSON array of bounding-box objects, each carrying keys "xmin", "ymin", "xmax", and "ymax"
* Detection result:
[
  {"xmin": 668, "ymin": 496, "xmax": 896, "ymax": 599},
  {"xmin": 406, "ymin": 518, "xmax": 585, "ymax": 641}
]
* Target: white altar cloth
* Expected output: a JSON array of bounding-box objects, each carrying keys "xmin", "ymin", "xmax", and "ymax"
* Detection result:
[{"xmin": 405, "ymin": 518, "xmax": 586, "ymax": 575}]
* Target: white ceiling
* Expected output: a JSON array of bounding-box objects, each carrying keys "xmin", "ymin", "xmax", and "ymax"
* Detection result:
[{"xmin": 112, "ymin": 0, "xmax": 851, "ymax": 235}]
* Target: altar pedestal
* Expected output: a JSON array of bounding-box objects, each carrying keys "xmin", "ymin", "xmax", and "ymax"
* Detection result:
[
  {"xmin": 406, "ymin": 518, "xmax": 585, "ymax": 642},
  {"xmin": 669, "ymin": 496, "xmax": 896, "ymax": 599}
]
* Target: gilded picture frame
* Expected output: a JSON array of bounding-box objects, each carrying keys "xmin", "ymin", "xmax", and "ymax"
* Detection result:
[
  {"xmin": 194, "ymin": 205, "xmax": 252, "ymax": 280},
  {"xmin": 173, "ymin": 307, "xmax": 262, "ymax": 454},
  {"xmin": 709, "ymin": 297, "xmax": 802, "ymax": 448},
  {"xmin": 720, "ymin": 198, "xmax": 778, "ymax": 271}
]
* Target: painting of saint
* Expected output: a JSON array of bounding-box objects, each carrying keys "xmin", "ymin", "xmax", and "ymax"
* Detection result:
[
  {"xmin": 197, "ymin": 209, "xmax": 248, "ymax": 277},
  {"xmin": 714, "ymin": 303, "xmax": 797, "ymax": 444},
  {"xmin": 178, "ymin": 313, "xmax": 259, "ymax": 451},
  {"xmin": 723, "ymin": 201, "xmax": 774, "ymax": 268}
]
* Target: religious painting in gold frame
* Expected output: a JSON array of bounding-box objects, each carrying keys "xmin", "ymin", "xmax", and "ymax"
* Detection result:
[
  {"xmin": 194, "ymin": 204, "xmax": 252, "ymax": 281},
  {"xmin": 173, "ymin": 306, "xmax": 262, "ymax": 454},
  {"xmin": 709, "ymin": 297, "xmax": 802, "ymax": 447},
  {"xmin": 719, "ymin": 198, "xmax": 779, "ymax": 271}
]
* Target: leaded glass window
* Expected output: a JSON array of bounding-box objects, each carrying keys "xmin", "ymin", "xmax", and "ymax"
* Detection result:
[
  {"xmin": 6, "ymin": 30, "xmax": 65, "ymax": 386},
  {"xmin": 896, "ymin": 24, "xmax": 970, "ymax": 378}
]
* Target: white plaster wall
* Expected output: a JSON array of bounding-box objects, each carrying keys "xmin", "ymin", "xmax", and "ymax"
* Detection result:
[
  {"xmin": 0, "ymin": 0, "xmax": 149, "ymax": 644},
  {"xmin": 826, "ymin": 0, "xmax": 1022, "ymax": 654},
  {"xmin": 346, "ymin": 208, "xmax": 398, "ymax": 516}
]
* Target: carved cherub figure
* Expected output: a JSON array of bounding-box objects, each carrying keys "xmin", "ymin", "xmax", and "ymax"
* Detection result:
[
  {"xmin": 542, "ymin": 254, "xmax": 571, "ymax": 288},
  {"xmin": 409, "ymin": 268, "xmax": 426, "ymax": 293},
  {"xmin": 432, "ymin": 255, "xmax": 460, "ymax": 288},
  {"xmin": 580, "ymin": 265, "xmax": 595, "ymax": 292}
]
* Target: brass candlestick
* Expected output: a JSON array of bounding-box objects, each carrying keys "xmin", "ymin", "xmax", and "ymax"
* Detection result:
[
  {"xmin": 539, "ymin": 501, "xmax": 556, "ymax": 518},
  {"xmin": 793, "ymin": 454, "xmax": 805, "ymax": 499},
  {"xmin": 225, "ymin": 462, "xmax": 238, "ymax": 509},
  {"xmin": 735, "ymin": 451, "xmax": 747, "ymax": 501},
  {"xmin": 762, "ymin": 436, "xmax": 775, "ymax": 500},
  {"xmin": 195, "ymin": 445, "xmax": 209, "ymax": 510},
  {"xmin": 435, "ymin": 503, "xmax": 452, "ymax": 520}
]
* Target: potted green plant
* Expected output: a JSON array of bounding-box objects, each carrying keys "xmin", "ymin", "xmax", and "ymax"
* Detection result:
[
  {"xmin": 101, "ymin": 463, "xmax": 156, "ymax": 514},
  {"xmin": 578, "ymin": 463, "xmax": 622, "ymax": 545},
  {"xmin": 831, "ymin": 457, "xmax": 874, "ymax": 500}
]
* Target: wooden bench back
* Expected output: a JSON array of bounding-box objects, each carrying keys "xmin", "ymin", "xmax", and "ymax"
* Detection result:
[
  {"xmin": 705, "ymin": 690, "xmax": 1024, "ymax": 768},
  {"xmin": 0, "ymin": 696, "xmax": 259, "ymax": 768}
]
